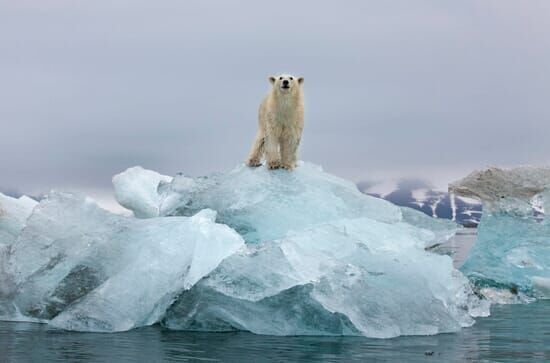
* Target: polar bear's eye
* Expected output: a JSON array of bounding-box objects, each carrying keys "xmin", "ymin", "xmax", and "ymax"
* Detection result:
[
  {"xmin": 289, "ymin": 77, "xmax": 293, "ymax": 80},
  {"xmin": 279, "ymin": 77, "xmax": 283, "ymax": 80}
]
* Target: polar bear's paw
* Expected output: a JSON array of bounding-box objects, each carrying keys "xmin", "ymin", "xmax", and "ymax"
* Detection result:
[
  {"xmin": 247, "ymin": 158, "xmax": 262, "ymax": 167},
  {"xmin": 267, "ymin": 160, "xmax": 282, "ymax": 170},
  {"xmin": 280, "ymin": 163, "xmax": 295, "ymax": 171}
]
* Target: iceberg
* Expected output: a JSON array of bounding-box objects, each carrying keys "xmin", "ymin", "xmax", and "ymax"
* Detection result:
[
  {"xmin": 116, "ymin": 162, "xmax": 487, "ymax": 338},
  {"xmin": 1, "ymin": 192, "xmax": 244, "ymax": 331},
  {"xmin": 450, "ymin": 167, "xmax": 550, "ymax": 300},
  {"xmin": 112, "ymin": 166, "xmax": 172, "ymax": 218},
  {"xmin": 147, "ymin": 162, "xmax": 458, "ymax": 247},
  {"xmin": 0, "ymin": 193, "xmax": 37, "ymax": 245},
  {"xmin": 0, "ymin": 162, "xmax": 488, "ymax": 337},
  {"xmin": 0, "ymin": 193, "xmax": 37, "ymax": 316},
  {"xmin": 163, "ymin": 219, "xmax": 484, "ymax": 338}
]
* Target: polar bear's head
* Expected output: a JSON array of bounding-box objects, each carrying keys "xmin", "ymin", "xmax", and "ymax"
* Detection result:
[{"xmin": 269, "ymin": 74, "xmax": 304, "ymax": 94}]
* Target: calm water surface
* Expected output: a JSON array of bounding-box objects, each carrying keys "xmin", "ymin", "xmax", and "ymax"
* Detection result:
[{"xmin": 1, "ymin": 230, "xmax": 549, "ymax": 362}]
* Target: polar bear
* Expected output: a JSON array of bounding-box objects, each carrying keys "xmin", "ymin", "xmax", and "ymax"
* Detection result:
[{"xmin": 246, "ymin": 74, "xmax": 304, "ymax": 170}]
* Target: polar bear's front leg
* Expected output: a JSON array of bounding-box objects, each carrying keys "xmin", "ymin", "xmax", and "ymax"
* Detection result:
[
  {"xmin": 246, "ymin": 130, "xmax": 265, "ymax": 167},
  {"xmin": 280, "ymin": 127, "xmax": 302, "ymax": 170},
  {"xmin": 264, "ymin": 135, "xmax": 281, "ymax": 170},
  {"xmin": 280, "ymin": 138, "xmax": 299, "ymax": 170}
]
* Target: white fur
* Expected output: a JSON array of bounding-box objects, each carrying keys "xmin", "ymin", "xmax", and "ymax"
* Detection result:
[{"xmin": 247, "ymin": 74, "xmax": 304, "ymax": 170}]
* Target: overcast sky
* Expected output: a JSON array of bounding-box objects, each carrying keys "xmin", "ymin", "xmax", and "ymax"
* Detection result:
[{"xmin": 1, "ymin": 1, "xmax": 549, "ymax": 209}]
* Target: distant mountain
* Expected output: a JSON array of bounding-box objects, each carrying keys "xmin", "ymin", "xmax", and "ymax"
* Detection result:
[{"xmin": 358, "ymin": 179, "xmax": 482, "ymax": 227}]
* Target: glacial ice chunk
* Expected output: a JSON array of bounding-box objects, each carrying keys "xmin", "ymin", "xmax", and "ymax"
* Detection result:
[
  {"xmin": 3, "ymin": 192, "xmax": 244, "ymax": 331},
  {"xmin": 0, "ymin": 193, "xmax": 37, "ymax": 314},
  {"xmin": 163, "ymin": 218, "xmax": 485, "ymax": 338},
  {"xmin": 113, "ymin": 166, "xmax": 172, "ymax": 218},
  {"xmin": 399, "ymin": 206, "xmax": 461, "ymax": 247},
  {"xmin": 449, "ymin": 166, "xmax": 550, "ymax": 214},
  {"xmin": 113, "ymin": 162, "xmax": 485, "ymax": 338},
  {"xmin": 145, "ymin": 162, "xmax": 458, "ymax": 245},
  {"xmin": 0, "ymin": 193, "xmax": 37, "ymax": 245},
  {"xmin": 450, "ymin": 167, "xmax": 550, "ymax": 299},
  {"xmin": 2, "ymin": 161, "xmax": 484, "ymax": 337}
]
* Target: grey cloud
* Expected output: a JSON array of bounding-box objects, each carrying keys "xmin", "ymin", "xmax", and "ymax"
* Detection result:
[{"xmin": 1, "ymin": 0, "xmax": 549, "ymax": 201}]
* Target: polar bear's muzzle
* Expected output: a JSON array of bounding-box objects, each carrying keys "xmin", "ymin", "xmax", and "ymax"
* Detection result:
[{"xmin": 281, "ymin": 79, "xmax": 291, "ymax": 90}]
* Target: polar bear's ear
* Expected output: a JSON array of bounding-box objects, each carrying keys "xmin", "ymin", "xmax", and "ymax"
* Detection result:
[
  {"xmin": 298, "ymin": 77, "xmax": 304, "ymax": 84},
  {"xmin": 269, "ymin": 76, "xmax": 276, "ymax": 84}
]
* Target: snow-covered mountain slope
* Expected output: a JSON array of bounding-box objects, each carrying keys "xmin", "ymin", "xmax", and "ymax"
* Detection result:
[{"xmin": 358, "ymin": 179, "xmax": 482, "ymax": 227}]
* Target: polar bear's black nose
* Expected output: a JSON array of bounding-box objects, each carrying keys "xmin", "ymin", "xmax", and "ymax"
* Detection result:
[{"xmin": 282, "ymin": 80, "xmax": 289, "ymax": 86}]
